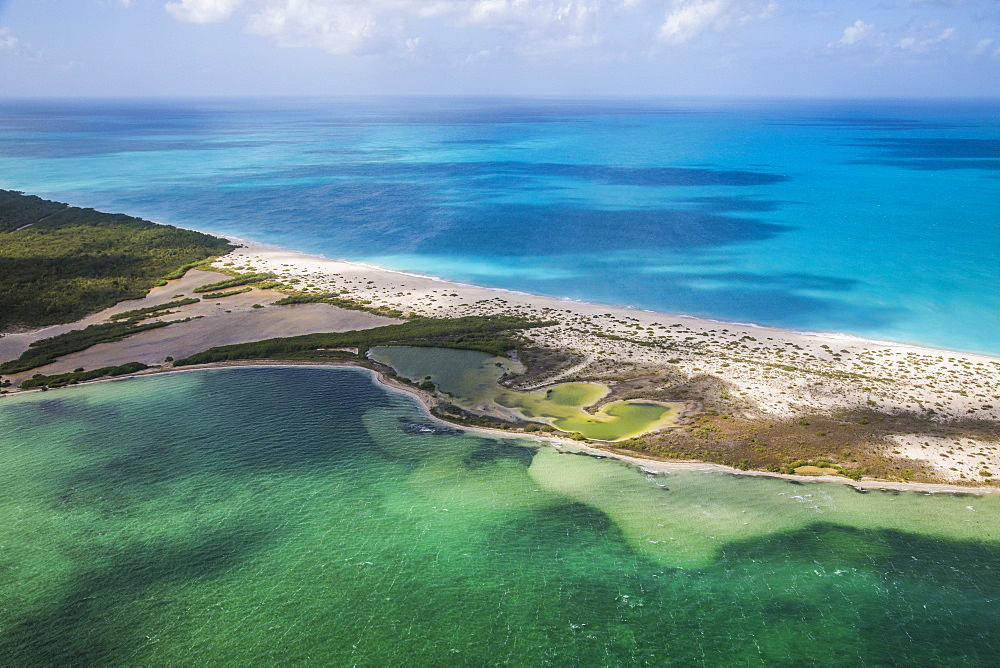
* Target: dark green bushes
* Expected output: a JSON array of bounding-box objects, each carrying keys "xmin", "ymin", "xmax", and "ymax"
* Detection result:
[
  {"xmin": 200, "ymin": 287, "xmax": 252, "ymax": 300},
  {"xmin": 193, "ymin": 273, "xmax": 276, "ymax": 293},
  {"xmin": 0, "ymin": 190, "xmax": 234, "ymax": 330},
  {"xmin": 20, "ymin": 362, "xmax": 150, "ymax": 389},
  {"xmin": 273, "ymin": 292, "xmax": 405, "ymax": 318},
  {"xmin": 110, "ymin": 298, "xmax": 200, "ymax": 322}
]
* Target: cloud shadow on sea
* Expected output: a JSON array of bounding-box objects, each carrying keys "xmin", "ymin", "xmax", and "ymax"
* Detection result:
[
  {"xmin": 92, "ymin": 180, "xmax": 901, "ymax": 330},
  {"xmin": 101, "ymin": 178, "xmax": 793, "ymax": 257},
  {"xmin": 404, "ymin": 203, "xmax": 790, "ymax": 256},
  {"xmin": 86, "ymin": 171, "xmax": 903, "ymax": 331},
  {"xmin": 525, "ymin": 265, "xmax": 903, "ymax": 331},
  {"xmin": 252, "ymin": 161, "xmax": 791, "ymax": 188},
  {"xmin": 0, "ymin": 525, "xmax": 277, "ymax": 665},
  {"xmin": 847, "ymin": 137, "xmax": 1000, "ymax": 172},
  {"xmin": 775, "ymin": 117, "xmax": 960, "ymax": 131},
  {"xmin": 0, "ymin": 369, "xmax": 420, "ymax": 665}
]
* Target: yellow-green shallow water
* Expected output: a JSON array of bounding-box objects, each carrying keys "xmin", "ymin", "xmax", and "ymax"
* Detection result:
[
  {"xmin": 369, "ymin": 346, "xmax": 679, "ymax": 440},
  {"xmin": 1, "ymin": 367, "xmax": 999, "ymax": 664}
]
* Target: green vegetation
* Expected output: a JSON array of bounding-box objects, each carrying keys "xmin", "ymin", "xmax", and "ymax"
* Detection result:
[
  {"xmin": 160, "ymin": 260, "xmax": 216, "ymax": 282},
  {"xmin": 273, "ymin": 292, "xmax": 405, "ymax": 319},
  {"xmin": 0, "ymin": 321, "xmax": 169, "ymax": 374},
  {"xmin": 193, "ymin": 273, "xmax": 276, "ymax": 293},
  {"xmin": 430, "ymin": 404, "xmax": 528, "ymax": 431},
  {"xmin": 784, "ymin": 460, "xmax": 861, "ymax": 480},
  {"xmin": 20, "ymin": 362, "xmax": 150, "ymax": 389},
  {"xmin": 174, "ymin": 316, "xmax": 548, "ymax": 366},
  {"xmin": 0, "ymin": 190, "xmax": 234, "ymax": 330},
  {"xmin": 201, "ymin": 287, "xmax": 251, "ymax": 300},
  {"xmin": 110, "ymin": 298, "xmax": 200, "ymax": 322}
]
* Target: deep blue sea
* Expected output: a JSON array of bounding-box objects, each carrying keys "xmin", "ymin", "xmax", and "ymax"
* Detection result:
[{"xmin": 1, "ymin": 97, "xmax": 997, "ymax": 353}]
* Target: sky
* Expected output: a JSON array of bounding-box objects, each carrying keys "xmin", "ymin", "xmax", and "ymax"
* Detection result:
[{"xmin": 0, "ymin": 0, "xmax": 998, "ymax": 98}]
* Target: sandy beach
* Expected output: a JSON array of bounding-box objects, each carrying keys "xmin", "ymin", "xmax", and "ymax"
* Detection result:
[{"xmin": 3, "ymin": 239, "xmax": 999, "ymax": 486}]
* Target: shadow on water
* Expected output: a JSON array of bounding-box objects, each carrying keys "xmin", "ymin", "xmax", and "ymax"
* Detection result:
[
  {"xmin": 47, "ymin": 368, "xmax": 390, "ymax": 512},
  {"xmin": 849, "ymin": 137, "xmax": 1000, "ymax": 172},
  {"xmin": 462, "ymin": 439, "xmax": 535, "ymax": 470},
  {"xmin": 538, "ymin": 265, "xmax": 905, "ymax": 330},
  {"xmin": 475, "ymin": 503, "xmax": 1000, "ymax": 664},
  {"xmin": 491, "ymin": 511, "xmax": 1000, "ymax": 665},
  {"xmin": 775, "ymin": 117, "xmax": 961, "ymax": 131},
  {"xmin": 115, "ymin": 181, "xmax": 792, "ymax": 256},
  {"xmin": 0, "ymin": 525, "xmax": 276, "ymax": 666},
  {"xmin": 91, "ymin": 177, "xmax": 905, "ymax": 329},
  {"xmin": 258, "ymin": 161, "xmax": 791, "ymax": 187},
  {"xmin": 411, "ymin": 203, "xmax": 790, "ymax": 256}
]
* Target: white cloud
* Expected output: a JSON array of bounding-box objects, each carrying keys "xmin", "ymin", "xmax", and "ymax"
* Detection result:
[
  {"xmin": 164, "ymin": 0, "xmax": 612, "ymax": 56},
  {"xmin": 0, "ymin": 26, "xmax": 29, "ymax": 57},
  {"xmin": 461, "ymin": 0, "xmax": 598, "ymax": 36},
  {"xmin": 658, "ymin": 0, "xmax": 776, "ymax": 45},
  {"xmin": 244, "ymin": 1, "xmax": 387, "ymax": 55},
  {"xmin": 972, "ymin": 37, "xmax": 1000, "ymax": 58},
  {"xmin": 166, "ymin": 0, "xmax": 246, "ymax": 24},
  {"xmin": 973, "ymin": 37, "xmax": 993, "ymax": 54},
  {"xmin": 660, "ymin": 0, "xmax": 727, "ymax": 43},
  {"xmin": 895, "ymin": 26, "xmax": 954, "ymax": 51},
  {"xmin": 0, "ymin": 27, "xmax": 18, "ymax": 50},
  {"xmin": 831, "ymin": 19, "xmax": 875, "ymax": 47}
]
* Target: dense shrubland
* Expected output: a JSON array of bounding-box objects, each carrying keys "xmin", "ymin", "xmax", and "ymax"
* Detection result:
[{"xmin": 0, "ymin": 190, "xmax": 233, "ymax": 330}]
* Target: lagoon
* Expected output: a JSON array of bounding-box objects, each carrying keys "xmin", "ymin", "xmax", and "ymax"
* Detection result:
[
  {"xmin": 369, "ymin": 345, "xmax": 679, "ymax": 441},
  {"xmin": 1, "ymin": 367, "xmax": 999, "ymax": 664}
]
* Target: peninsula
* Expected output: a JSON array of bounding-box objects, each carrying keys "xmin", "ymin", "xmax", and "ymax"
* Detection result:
[{"xmin": 2, "ymin": 192, "xmax": 998, "ymax": 487}]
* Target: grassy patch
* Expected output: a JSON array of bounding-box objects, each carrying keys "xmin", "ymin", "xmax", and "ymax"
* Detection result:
[
  {"xmin": 613, "ymin": 406, "xmax": 1000, "ymax": 483},
  {"xmin": 110, "ymin": 298, "xmax": 200, "ymax": 322},
  {"xmin": 200, "ymin": 287, "xmax": 252, "ymax": 300},
  {"xmin": 273, "ymin": 292, "xmax": 405, "ymax": 319},
  {"xmin": 174, "ymin": 316, "xmax": 551, "ymax": 366},
  {"xmin": 192, "ymin": 273, "xmax": 277, "ymax": 293}
]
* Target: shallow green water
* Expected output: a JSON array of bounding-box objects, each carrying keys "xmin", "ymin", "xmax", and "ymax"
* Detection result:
[
  {"xmin": 369, "ymin": 346, "xmax": 677, "ymax": 440},
  {"xmin": 369, "ymin": 345, "xmax": 523, "ymax": 411},
  {"xmin": 2, "ymin": 367, "xmax": 1000, "ymax": 665}
]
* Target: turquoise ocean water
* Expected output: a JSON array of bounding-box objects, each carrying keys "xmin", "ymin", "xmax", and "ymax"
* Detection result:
[
  {"xmin": 1, "ymin": 97, "xmax": 997, "ymax": 353},
  {"xmin": 3, "ymin": 99, "xmax": 1000, "ymax": 663},
  {"xmin": 2, "ymin": 367, "xmax": 1000, "ymax": 665}
]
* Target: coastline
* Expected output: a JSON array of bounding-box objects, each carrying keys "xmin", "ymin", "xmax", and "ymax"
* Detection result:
[
  {"xmin": 4, "ymin": 231, "xmax": 1000, "ymax": 487},
  {"xmin": 8, "ymin": 359, "xmax": 995, "ymax": 496},
  {"xmin": 221, "ymin": 234, "xmax": 994, "ymax": 359}
]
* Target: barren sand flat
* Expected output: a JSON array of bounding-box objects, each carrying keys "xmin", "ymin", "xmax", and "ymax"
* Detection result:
[
  {"xmin": 0, "ymin": 270, "xmax": 226, "ymax": 363},
  {"xmin": 889, "ymin": 434, "xmax": 1000, "ymax": 481},
  {"xmin": 1, "ymin": 267, "xmax": 399, "ymax": 385}
]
